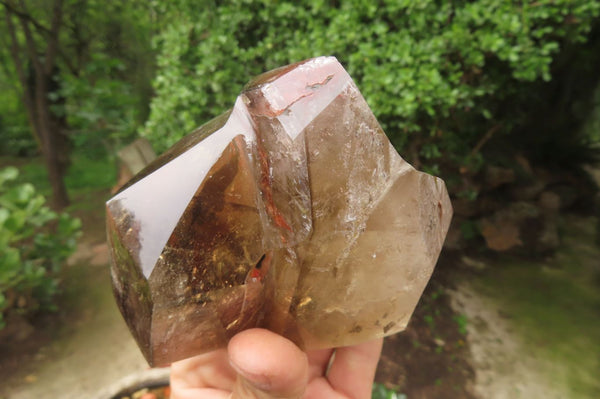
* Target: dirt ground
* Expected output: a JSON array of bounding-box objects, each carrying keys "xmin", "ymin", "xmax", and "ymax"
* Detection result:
[
  {"xmin": 449, "ymin": 284, "xmax": 566, "ymax": 399},
  {"xmin": 1, "ymin": 192, "xmax": 598, "ymax": 398},
  {"xmin": 0, "ymin": 195, "xmax": 156, "ymax": 399},
  {"xmin": 375, "ymin": 260, "xmax": 476, "ymax": 399}
]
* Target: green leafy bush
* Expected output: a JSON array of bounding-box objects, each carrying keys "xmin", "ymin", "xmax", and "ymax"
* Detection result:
[
  {"xmin": 61, "ymin": 53, "xmax": 143, "ymax": 159},
  {"xmin": 0, "ymin": 167, "xmax": 81, "ymax": 329},
  {"xmin": 142, "ymin": 0, "xmax": 600, "ymax": 178}
]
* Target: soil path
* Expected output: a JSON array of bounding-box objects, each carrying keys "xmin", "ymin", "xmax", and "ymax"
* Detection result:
[
  {"xmin": 450, "ymin": 284, "xmax": 567, "ymax": 399},
  {"xmin": 450, "ymin": 214, "xmax": 600, "ymax": 399},
  {"xmin": 1, "ymin": 240, "xmax": 165, "ymax": 399}
]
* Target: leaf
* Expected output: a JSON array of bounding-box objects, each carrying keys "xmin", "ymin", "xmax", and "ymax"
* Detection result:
[
  {"xmin": 0, "ymin": 167, "xmax": 19, "ymax": 186},
  {"xmin": 0, "ymin": 169, "xmax": 80, "ymax": 331}
]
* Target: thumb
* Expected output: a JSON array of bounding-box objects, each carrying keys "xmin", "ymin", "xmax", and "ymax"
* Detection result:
[{"xmin": 228, "ymin": 329, "xmax": 308, "ymax": 399}]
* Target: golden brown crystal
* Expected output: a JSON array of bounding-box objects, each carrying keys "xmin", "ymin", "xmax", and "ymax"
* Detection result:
[{"xmin": 106, "ymin": 57, "xmax": 452, "ymax": 366}]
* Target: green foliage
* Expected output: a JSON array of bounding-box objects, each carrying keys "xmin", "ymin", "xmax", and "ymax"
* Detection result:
[
  {"xmin": 372, "ymin": 383, "xmax": 406, "ymax": 399},
  {"xmin": 0, "ymin": 0, "xmax": 156, "ymax": 160},
  {"xmin": 64, "ymin": 155, "xmax": 118, "ymax": 192},
  {"xmin": 143, "ymin": 0, "xmax": 600, "ymax": 176},
  {"xmin": 453, "ymin": 314, "xmax": 469, "ymax": 336},
  {"xmin": 58, "ymin": 1, "xmax": 157, "ymax": 160},
  {"xmin": 61, "ymin": 54, "xmax": 141, "ymax": 159},
  {"xmin": 460, "ymin": 220, "xmax": 480, "ymax": 241},
  {"xmin": 0, "ymin": 123, "xmax": 35, "ymax": 157},
  {"xmin": 2, "ymin": 155, "xmax": 117, "ymax": 200},
  {"xmin": 0, "ymin": 65, "xmax": 36, "ymax": 157},
  {"xmin": 582, "ymin": 82, "xmax": 600, "ymax": 142},
  {"xmin": 0, "ymin": 167, "xmax": 81, "ymax": 329}
]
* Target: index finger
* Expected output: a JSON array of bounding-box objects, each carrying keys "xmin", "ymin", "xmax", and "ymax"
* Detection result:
[{"xmin": 326, "ymin": 338, "xmax": 383, "ymax": 399}]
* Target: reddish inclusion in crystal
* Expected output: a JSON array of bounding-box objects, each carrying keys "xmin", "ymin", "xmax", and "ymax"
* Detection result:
[
  {"xmin": 256, "ymin": 139, "xmax": 293, "ymax": 239},
  {"xmin": 247, "ymin": 252, "xmax": 272, "ymax": 283}
]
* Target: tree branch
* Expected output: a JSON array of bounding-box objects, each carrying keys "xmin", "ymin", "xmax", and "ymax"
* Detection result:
[
  {"xmin": 57, "ymin": 48, "xmax": 79, "ymax": 76},
  {"xmin": 2, "ymin": 6, "xmax": 27, "ymax": 88},
  {"xmin": 44, "ymin": 0, "xmax": 63, "ymax": 74},
  {"xmin": 0, "ymin": 0, "xmax": 52, "ymax": 35},
  {"xmin": 2, "ymin": 0, "xmax": 76, "ymax": 76},
  {"xmin": 13, "ymin": 0, "xmax": 44, "ymax": 78},
  {"xmin": 3, "ymin": 6, "xmax": 41, "ymax": 148},
  {"xmin": 470, "ymin": 124, "xmax": 502, "ymax": 157}
]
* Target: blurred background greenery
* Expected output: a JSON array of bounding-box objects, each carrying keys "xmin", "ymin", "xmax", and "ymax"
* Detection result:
[{"xmin": 1, "ymin": 1, "xmax": 600, "ymax": 398}]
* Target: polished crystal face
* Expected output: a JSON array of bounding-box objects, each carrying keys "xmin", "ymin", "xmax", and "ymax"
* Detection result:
[{"xmin": 106, "ymin": 57, "xmax": 452, "ymax": 366}]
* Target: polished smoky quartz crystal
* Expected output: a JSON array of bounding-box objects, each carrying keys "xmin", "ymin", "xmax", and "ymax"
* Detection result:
[{"xmin": 106, "ymin": 57, "xmax": 452, "ymax": 366}]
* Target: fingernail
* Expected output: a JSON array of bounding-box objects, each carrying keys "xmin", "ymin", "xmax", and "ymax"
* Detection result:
[{"xmin": 230, "ymin": 360, "xmax": 272, "ymax": 391}]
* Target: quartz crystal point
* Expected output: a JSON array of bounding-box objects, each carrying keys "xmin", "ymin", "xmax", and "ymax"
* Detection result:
[{"xmin": 106, "ymin": 56, "xmax": 452, "ymax": 366}]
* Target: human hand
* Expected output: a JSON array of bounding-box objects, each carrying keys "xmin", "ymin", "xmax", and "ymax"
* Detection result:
[{"xmin": 170, "ymin": 328, "xmax": 383, "ymax": 399}]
